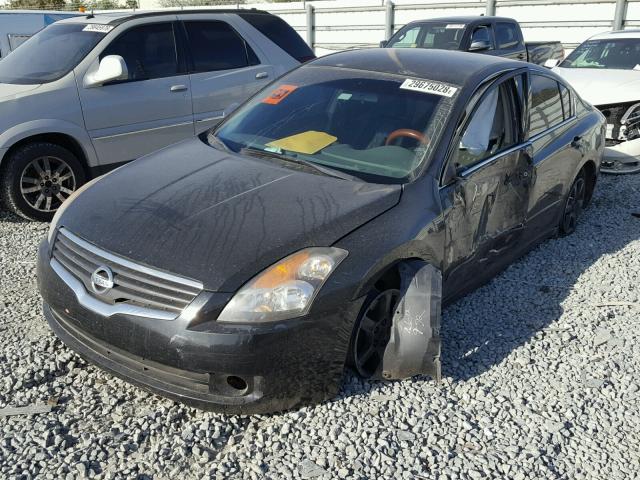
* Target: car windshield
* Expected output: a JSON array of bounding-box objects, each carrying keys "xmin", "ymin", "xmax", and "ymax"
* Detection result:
[
  {"xmin": 559, "ymin": 38, "xmax": 640, "ymax": 70},
  {"xmin": 211, "ymin": 66, "xmax": 458, "ymax": 183},
  {"xmin": 0, "ymin": 23, "xmax": 107, "ymax": 84},
  {"xmin": 387, "ymin": 22, "xmax": 466, "ymax": 50}
]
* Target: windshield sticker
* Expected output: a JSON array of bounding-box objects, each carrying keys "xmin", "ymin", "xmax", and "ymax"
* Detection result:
[
  {"xmin": 267, "ymin": 131, "xmax": 337, "ymax": 155},
  {"xmin": 83, "ymin": 24, "xmax": 114, "ymax": 33},
  {"xmin": 446, "ymin": 24, "xmax": 465, "ymax": 29},
  {"xmin": 337, "ymin": 92, "xmax": 353, "ymax": 101},
  {"xmin": 262, "ymin": 84, "xmax": 298, "ymax": 105},
  {"xmin": 400, "ymin": 79, "xmax": 458, "ymax": 98}
]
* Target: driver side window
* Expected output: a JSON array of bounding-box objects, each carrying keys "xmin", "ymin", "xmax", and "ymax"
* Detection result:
[
  {"xmin": 470, "ymin": 26, "xmax": 493, "ymax": 49},
  {"xmin": 451, "ymin": 79, "xmax": 518, "ymax": 172},
  {"xmin": 100, "ymin": 23, "xmax": 179, "ymax": 82}
]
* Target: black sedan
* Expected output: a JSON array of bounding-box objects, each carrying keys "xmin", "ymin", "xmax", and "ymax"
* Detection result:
[{"xmin": 37, "ymin": 49, "xmax": 605, "ymax": 414}]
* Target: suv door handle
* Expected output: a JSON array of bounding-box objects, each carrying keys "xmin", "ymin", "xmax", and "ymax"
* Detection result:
[
  {"xmin": 170, "ymin": 85, "xmax": 188, "ymax": 92},
  {"xmin": 255, "ymin": 72, "xmax": 269, "ymax": 79}
]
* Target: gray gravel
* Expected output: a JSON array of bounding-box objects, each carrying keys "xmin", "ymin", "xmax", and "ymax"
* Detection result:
[{"xmin": 1, "ymin": 174, "xmax": 639, "ymax": 479}]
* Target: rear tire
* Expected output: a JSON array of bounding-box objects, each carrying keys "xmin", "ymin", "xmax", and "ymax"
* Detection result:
[
  {"xmin": 0, "ymin": 142, "xmax": 86, "ymax": 222},
  {"xmin": 559, "ymin": 169, "xmax": 586, "ymax": 236}
]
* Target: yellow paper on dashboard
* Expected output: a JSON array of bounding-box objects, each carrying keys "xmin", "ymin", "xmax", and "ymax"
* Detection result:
[{"xmin": 267, "ymin": 131, "xmax": 337, "ymax": 155}]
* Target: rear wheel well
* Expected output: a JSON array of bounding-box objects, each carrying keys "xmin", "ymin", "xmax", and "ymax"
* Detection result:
[
  {"xmin": 3, "ymin": 133, "xmax": 89, "ymax": 177},
  {"xmin": 582, "ymin": 160, "xmax": 597, "ymax": 207}
]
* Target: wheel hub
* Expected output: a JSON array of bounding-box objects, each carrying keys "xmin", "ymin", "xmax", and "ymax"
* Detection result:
[{"xmin": 20, "ymin": 156, "xmax": 76, "ymax": 213}]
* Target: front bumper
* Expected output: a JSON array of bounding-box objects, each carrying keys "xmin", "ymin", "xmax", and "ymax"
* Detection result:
[
  {"xmin": 602, "ymin": 138, "xmax": 640, "ymax": 174},
  {"xmin": 38, "ymin": 241, "xmax": 364, "ymax": 414}
]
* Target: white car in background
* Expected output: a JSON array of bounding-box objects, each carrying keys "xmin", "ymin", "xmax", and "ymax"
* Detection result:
[{"xmin": 547, "ymin": 30, "xmax": 640, "ymax": 174}]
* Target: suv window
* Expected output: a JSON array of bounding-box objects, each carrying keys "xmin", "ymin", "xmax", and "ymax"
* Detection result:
[
  {"xmin": 470, "ymin": 26, "xmax": 493, "ymax": 49},
  {"xmin": 495, "ymin": 22, "xmax": 520, "ymax": 49},
  {"xmin": 451, "ymin": 80, "xmax": 518, "ymax": 171},
  {"xmin": 530, "ymin": 74, "xmax": 563, "ymax": 136},
  {"xmin": 184, "ymin": 21, "xmax": 257, "ymax": 72},
  {"xmin": 239, "ymin": 13, "xmax": 315, "ymax": 63},
  {"xmin": 101, "ymin": 23, "xmax": 178, "ymax": 82}
]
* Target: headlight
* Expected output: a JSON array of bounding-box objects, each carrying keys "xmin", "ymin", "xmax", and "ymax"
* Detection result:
[
  {"xmin": 47, "ymin": 176, "xmax": 102, "ymax": 244},
  {"xmin": 217, "ymin": 247, "xmax": 348, "ymax": 323}
]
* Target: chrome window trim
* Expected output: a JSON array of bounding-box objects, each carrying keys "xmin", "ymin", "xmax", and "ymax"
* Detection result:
[
  {"xmin": 51, "ymin": 258, "xmax": 178, "ymax": 320},
  {"xmin": 458, "ymin": 142, "xmax": 530, "ymax": 179},
  {"xmin": 58, "ymin": 228, "xmax": 203, "ymax": 290},
  {"xmin": 527, "ymin": 114, "xmax": 576, "ymax": 144}
]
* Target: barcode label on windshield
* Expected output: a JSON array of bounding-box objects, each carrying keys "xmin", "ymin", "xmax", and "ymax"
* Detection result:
[
  {"xmin": 400, "ymin": 79, "xmax": 458, "ymax": 97},
  {"xmin": 83, "ymin": 24, "xmax": 114, "ymax": 33}
]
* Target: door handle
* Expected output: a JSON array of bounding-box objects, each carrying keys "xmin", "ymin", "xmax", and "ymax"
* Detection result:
[
  {"xmin": 170, "ymin": 85, "xmax": 188, "ymax": 92},
  {"xmin": 255, "ymin": 72, "xmax": 269, "ymax": 80}
]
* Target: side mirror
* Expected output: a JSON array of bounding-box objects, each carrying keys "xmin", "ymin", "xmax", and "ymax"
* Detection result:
[
  {"xmin": 379, "ymin": 40, "xmax": 388, "ymax": 48},
  {"xmin": 544, "ymin": 58, "xmax": 560, "ymax": 68},
  {"xmin": 469, "ymin": 40, "xmax": 490, "ymax": 52},
  {"xmin": 84, "ymin": 55, "xmax": 128, "ymax": 87}
]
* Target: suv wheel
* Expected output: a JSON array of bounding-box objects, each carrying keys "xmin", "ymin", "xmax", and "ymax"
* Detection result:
[{"xmin": 0, "ymin": 142, "xmax": 86, "ymax": 222}]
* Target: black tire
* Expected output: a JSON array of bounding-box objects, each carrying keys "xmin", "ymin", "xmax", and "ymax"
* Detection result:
[
  {"xmin": 348, "ymin": 288, "xmax": 401, "ymax": 379},
  {"xmin": 0, "ymin": 142, "xmax": 86, "ymax": 222},
  {"xmin": 559, "ymin": 169, "xmax": 587, "ymax": 236}
]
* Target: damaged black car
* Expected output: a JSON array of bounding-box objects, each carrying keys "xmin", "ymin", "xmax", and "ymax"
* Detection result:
[{"xmin": 38, "ymin": 49, "xmax": 605, "ymax": 414}]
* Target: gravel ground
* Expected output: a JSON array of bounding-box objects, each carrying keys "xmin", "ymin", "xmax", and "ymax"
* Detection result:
[{"xmin": 1, "ymin": 174, "xmax": 639, "ymax": 480}]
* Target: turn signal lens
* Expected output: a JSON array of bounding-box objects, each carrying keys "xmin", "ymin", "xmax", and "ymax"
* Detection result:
[{"xmin": 217, "ymin": 247, "xmax": 347, "ymax": 323}]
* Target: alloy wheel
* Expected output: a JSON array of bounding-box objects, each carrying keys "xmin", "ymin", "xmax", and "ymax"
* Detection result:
[
  {"xmin": 352, "ymin": 289, "xmax": 400, "ymax": 378},
  {"xmin": 19, "ymin": 156, "xmax": 76, "ymax": 213},
  {"xmin": 562, "ymin": 172, "xmax": 586, "ymax": 235}
]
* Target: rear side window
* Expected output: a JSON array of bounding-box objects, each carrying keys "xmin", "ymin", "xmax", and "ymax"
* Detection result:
[
  {"xmin": 101, "ymin": 23, "xmax": 178, "ymax": 81},
  {"xmin": 184, "ymin": 21, "xmax": 257, "ymax": 72},
  {"xmin": 529, "ymin": 74, "xmax": 563, "ymax": 136},
  {"xmin": 239, "ymin": 13, "xmax": 315, "ymax": 63},
  {"xmin": 560, "ymin": 84, "xmax": 572, "ymax": 120},
  {"xmin": 495, "ymin": 22, "xmax": 521, "ymax": 49}
]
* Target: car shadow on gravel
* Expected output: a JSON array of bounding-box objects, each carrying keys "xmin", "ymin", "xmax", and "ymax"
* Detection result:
[
  {"xmin": 0, "ymin": 210, "xmax": 30, "ymax": 223},
  {"xmin": 440, "ymin": 191, "xmax": 640, "ymax": 383}
]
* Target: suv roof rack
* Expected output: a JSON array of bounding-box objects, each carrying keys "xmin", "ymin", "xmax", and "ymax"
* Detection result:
[{"xmin": 108, "ymin": 8, "xmax": 270, "ymax": 25}]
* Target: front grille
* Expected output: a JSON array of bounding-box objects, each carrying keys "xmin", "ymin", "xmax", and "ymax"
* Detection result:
[
  {"xmin": 52, "ymin": 228, "xmax": 203, "ymax": 318},
  {"xmin": 597, "ymin": 102, "xmax": 636, "ymax": 141}
]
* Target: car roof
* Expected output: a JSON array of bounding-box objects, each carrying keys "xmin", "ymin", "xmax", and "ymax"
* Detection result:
[
  {"xmin": 403, "ymin": 15, "xmax": 516, "ymax": 26},
  {"xmin": 311, "ymin": 48, "xmax": 523, "ymax": 88},
  {"xmin": 590, "ymin": 29, "xmax": 640, "ymax": 40},
  {"xmin": 57, "ymin": 8, "xmax": 270, "ymax": 26}
]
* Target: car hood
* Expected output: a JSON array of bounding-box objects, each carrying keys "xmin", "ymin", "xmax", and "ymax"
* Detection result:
[
  {"xmin": 0, "ymin": 83, "xmax": 41, "ymax": 101},
  {"xmin": 553, "ymin": 67, "xmax": 640, "ymax": 105},
  {"xmin": 58, "ymin": 138, "xmax": 402, "ymax": 291}
]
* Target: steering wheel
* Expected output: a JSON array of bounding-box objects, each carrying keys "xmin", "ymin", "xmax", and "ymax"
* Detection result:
[{"xmin": 385, "ymin": 129, "xmax": 429, "ymax": 146}]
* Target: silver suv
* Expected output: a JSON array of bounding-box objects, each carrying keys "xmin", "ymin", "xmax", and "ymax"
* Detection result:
[{"xmin": 0, "ymin": 10, "xmax": 314, "ymax": 220}]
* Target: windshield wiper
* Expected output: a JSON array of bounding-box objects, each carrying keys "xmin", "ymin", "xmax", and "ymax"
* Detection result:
[{"xmin": 240, "ymin": 146, "xmax": 356, "ymax": 181}]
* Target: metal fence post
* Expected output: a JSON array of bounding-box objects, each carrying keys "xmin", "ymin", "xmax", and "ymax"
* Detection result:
[
  {"xmin": 613, "ymin": 0, "xmax": 628, "ymax": 30},
  {"xmin": 486, "ymin": 0, "xmax": 496, "ymax": 16},
  {"xmin": 306, "ymin": 4, "xmax": 315, "ymax": 53},
  {"xmin": 385, "ymin": 0, "xmax": 395, "ymax": 40}
]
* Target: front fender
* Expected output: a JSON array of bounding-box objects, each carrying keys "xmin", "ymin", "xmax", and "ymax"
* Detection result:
[
  {"xmin": 380, "ymin": 260, "xmax": 442, "ymax": 382},
  {"xmin": 0, "ymin": 119, "xmax": 98, "ymax": 167}
]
